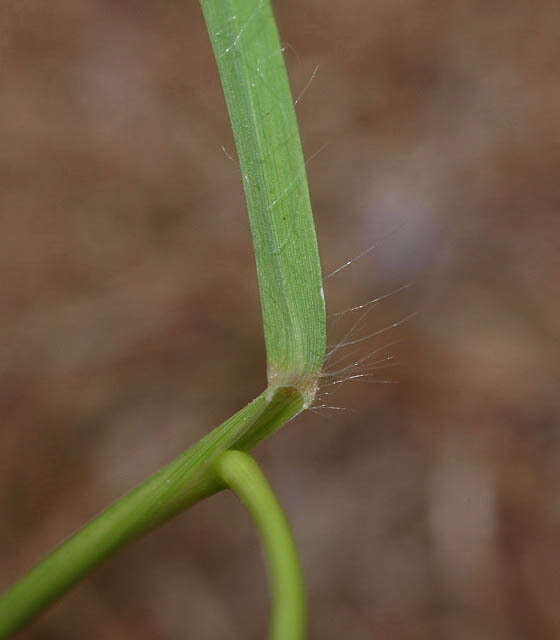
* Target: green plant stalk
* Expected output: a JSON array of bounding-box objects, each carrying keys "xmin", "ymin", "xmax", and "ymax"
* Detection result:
[
  {"xmin": 200, "ymin": 0, "xmax": 326, "ymax": 400},
  {"xmin": 214, "ymin": 450, "xmax": 306, "ymax": 640},
  {"xmin": 0, "ymin": 0, "xmax": 326, "ymax": 635},
  {"xmin": 0, "ymin": 387, "xmax": 303, "ymax": 639}
]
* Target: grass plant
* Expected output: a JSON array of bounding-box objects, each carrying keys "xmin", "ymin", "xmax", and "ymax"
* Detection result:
[{"xmin": 0, "ymin": 1, "xmax": 325, "ymax": 638}]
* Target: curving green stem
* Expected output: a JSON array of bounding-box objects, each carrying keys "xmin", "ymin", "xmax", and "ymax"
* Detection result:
[
  {"xmin": 213, "ymin": 450, "xmax": 306, "ymax": 640},
  {"xmin": 0, "ymin": 387, "xmax": 304, "ymax": 639}
]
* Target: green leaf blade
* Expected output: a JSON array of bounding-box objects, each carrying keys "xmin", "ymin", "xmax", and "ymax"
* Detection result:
[{"xmin": 201, "ymin": 0, "xmax": 326, "ymax": 403}]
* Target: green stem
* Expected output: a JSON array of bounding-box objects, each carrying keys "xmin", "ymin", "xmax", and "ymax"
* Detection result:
[
  {"xmin": 1, "ymin": 0, "xmax": 324, "ymax": 635},
  {"xmin": 0, "ymin": 387, "xmax": 303, "ymax": 639},
  {"xmin": 213, "ymin": 450, "xmax": 306, "ymax": 640}
]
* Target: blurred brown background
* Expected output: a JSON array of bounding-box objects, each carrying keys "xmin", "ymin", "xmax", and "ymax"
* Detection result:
[{"xmin": 1, "ymin": 1, "xmax": 559, "ymax": 638}]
